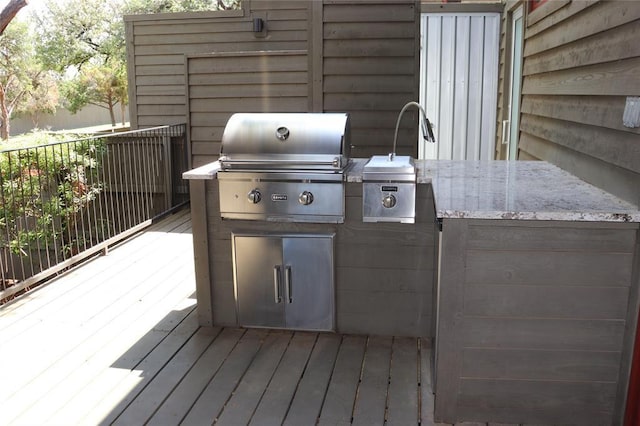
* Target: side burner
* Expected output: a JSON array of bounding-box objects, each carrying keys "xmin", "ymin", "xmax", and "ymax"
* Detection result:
[{"xmin": 362, "ymin": 154, "xmax": 417, "ymax": 224}]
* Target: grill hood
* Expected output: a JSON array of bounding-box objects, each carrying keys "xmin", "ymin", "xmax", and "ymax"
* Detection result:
[{"xmin": 219, "ymin": 113, "xmax": 351, "ymax": 171}]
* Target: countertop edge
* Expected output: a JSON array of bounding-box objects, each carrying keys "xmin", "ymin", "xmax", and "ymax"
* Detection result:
[
  {"xmin": 437, "ymin": 209, "xmax": 640, "ymax": 223},
  {"xmin": 182, "ymin": 161, "xmax": 220, "ymax": 180}
]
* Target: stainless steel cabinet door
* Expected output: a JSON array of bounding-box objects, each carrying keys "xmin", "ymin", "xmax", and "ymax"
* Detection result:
[
  {"xmin": 282, "ymin": 236, "xmax": 335, "ymax": 331},
  {"xmin": 233, "ymin": 236, "xmax": 285, "ymax": 328}
]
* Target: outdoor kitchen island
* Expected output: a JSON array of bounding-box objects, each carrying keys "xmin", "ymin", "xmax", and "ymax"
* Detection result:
[
  {"xmin": 424, "ymin": 160, "xmax": 640, "ymax": 426},
  {"xmin": 184, "ymin": 159, "xmax": 640, "ymax": 426}
]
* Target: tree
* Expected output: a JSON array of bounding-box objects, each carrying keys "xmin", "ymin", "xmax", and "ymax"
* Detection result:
[
  {"xmin": 0, "ymin": 0, "xmax": 28, "ymax": 35},
  {"xmin": 0, "ymin": 19, "xmax": 55, "ymax": 139},
  {"xmin": 14, "ymin": 71, "xmax": 59, "ymax": 128},
  {"xmin": 62, "ymin": 61, "xmax": 127, "ymax": 126},
  {"xmin": 33, "ymin": 0, "xmax": 128, "ymax": 126}
]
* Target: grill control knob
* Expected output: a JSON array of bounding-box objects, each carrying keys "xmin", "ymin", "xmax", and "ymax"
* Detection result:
[
  {"xmin": 247, "ymin": 189, "xmax": 261, "ymax": 204},
  {"xmin": 298, "ymin": 191, "xmax": 314, "ymax": 206},
  {"xmin": 382, "ymin": 194, "xmax": 396, "ymax": 209}
]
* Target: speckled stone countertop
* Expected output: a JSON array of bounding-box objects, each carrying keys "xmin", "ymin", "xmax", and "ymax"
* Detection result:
[
  {"xmin": 422, "ymin": 160, "xmax": 640, "ymax": 222},
  {"xmin": 184, "ymin": 158, "xmax": 640, "ymax": 223}
]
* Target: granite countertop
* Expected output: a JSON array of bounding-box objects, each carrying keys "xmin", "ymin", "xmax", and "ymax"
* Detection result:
[
  {"xmin": 422, "ymin": 160, "xmax": 640, "ymax": 222},
  {"xmin": 183, "ymin": 158, "xmax": 640, "ymax": 223}
]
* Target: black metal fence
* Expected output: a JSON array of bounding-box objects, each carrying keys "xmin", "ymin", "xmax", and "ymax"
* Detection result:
[{"xmin": 0, "ymin": 124, "xmax": 188, "ymax": 303}]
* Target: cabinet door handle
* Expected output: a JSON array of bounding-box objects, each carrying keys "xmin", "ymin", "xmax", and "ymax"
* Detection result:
[
  {"xmin": 285, "ymin": 265, "xmax": 292, "ymax": 303},
  {"xmin": 273, "ymin": 265, "xmax": 282, "ymax": 303}
]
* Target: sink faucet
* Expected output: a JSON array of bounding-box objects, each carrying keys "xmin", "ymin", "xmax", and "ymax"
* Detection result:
[{"xmin": 390, "ymin": 101, "xmax": 435, "ymax": 160}]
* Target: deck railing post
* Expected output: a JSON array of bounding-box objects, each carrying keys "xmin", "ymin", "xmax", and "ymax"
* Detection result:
[{"xmin": 162, "ymin": 130, "xmax": 173, "ymax": 212}]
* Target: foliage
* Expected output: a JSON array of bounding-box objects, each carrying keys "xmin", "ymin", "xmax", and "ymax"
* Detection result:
[
  {"xmin": 124, "ymin": 0, "xmax": 241, "ymax": 14},
  {"xmin": 0, "ymin": 19, "xmax": 58, "ymax": 139},
  {"xmin": 33, "ymin": 0, "xmax": 129, "ymax": 127},
  {"xmin": 0, "ymin": 131, "xmax": 105, "ymax": 259},
  {"xmin": 61, "ymin": 62, "xmax": 128, "ymax": 126},
  {"xmin": 13, "ymin": 72, "xmax": 60, "ymax": 127}
]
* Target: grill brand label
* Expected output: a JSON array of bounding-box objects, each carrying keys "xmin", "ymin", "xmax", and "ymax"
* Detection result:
[{"xmin": 271, "ymin": 194, "xmax": 288, "ymax": 201}]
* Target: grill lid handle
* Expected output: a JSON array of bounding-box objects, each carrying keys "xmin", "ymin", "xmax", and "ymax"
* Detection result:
[{"xmin": 276, "ymin": 126, "xmax": 290, "ymax": 141}]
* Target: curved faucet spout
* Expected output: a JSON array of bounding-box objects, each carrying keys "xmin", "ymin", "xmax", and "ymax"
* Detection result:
[{"xmin": 391, "ymin": 101, "xmax": 435, "ymax": 160}]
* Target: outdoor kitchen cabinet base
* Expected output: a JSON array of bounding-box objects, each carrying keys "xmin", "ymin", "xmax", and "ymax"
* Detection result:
[
  {"xmin": 231, "ymin": 233, "xmax": 335, "ymax": 331},
  {"xmin": 187, "ymin": 177, "xmax": 436, "ymax": 338},
  {"xmin": 433, "ymin": 219, "xmax": 640, "ymax": 426}
]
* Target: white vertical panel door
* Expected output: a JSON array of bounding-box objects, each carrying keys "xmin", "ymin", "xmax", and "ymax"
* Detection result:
[{"xmin": 419, "ymin": 13, "xmax": 500, "ymax": 160}]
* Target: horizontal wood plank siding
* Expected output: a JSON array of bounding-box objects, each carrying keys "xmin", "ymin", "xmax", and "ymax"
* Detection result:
[
  {"xmin": 186, "ymin": 49, "xmax": 309, "ymax": 166},
  {"xmin": 126, "ymin": 1, "xmax": 421, "ymax": 165},
  {"xmin": 434, "ymin": 219, "xmax": 640, "ymax": 425},
  {"xmin": 322, "ymin": 1, "xmax": 420, "ymax": 158},
  {"xmin": 511, "ymin": 1, "xmax": 640, "ymax": 206},
  {"xmin": 125, "ymin": 1, "xmax": 310, "ymax": 161}
]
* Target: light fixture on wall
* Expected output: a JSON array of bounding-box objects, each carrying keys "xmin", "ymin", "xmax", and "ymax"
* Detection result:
[
  {"xmin": 252, "ymin": 18, "xmax": 264, "ymax": 33},
  {"xmin": 623, "ymin": 97, "xmax": 640, "ymax": 128}
]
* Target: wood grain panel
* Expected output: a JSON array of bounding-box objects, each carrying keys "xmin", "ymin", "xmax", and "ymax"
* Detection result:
[
  {"xmin": 324, "ymin": 22, "xmax": 414, "ymax": 39},
  {"xmin": 135, "ymin": 30, "xmax": 307, "ymax": 46},
  {"xmin": 463, "ymin": 284, "xmax": 629, "ymax": 319},
  {"xmin": 189, "ymin": 83, "xmax": 307, "ymax": 99},
  {"xmin": 519, "ymin": 113, "xmax": 640, "ymax": 173},
  {"xmin": 523, "ymin": 19, "xmax": 640, "ymax": 75},
  {"xmin": 524, "ymin": 0, "xmax": 640, "ymax": 56},
  {"xmin": 525, "ymin": 0, "xmax": 597, "ymax": 39},
  {"xmin": 467, "ymin": 221, "xmax": 637, "ymax": 252},
  {"xmin": 461, "ymin": 317, "xmax": 625, "ymax": 351},
  {"xmin": 465, "ymin": 249, "xmax": 633, "ymax": 286},
  {"xmin": 324, "ymin": 75, "xmax": 414, "ymax": 93},
  {"xmin": 189, "ymin": 71, "xmax": 307, "ymax": 85},
  {"xmin": 457, "ymin": 378, "xmax": 616, "ymax": 425},
  {"xmin": 324, "ymin": 39, "xmax": 415, "ymax": 57},
  {"xmin": 336, "ymin": 243, "xmax": 432, "ymax": 270},
  {"xmin": 521, "ymin": 94, "xmax": 640, "ymax": 135},
  {"xmin": 133, "ymin": 20, "xmax": 306, "ymax": 36},
  {"xmin": 522, "ymin": 56, "xmax": 640, "ymax": 96},
  {"xmin": 323, "ymin": 3, "xmax": 415, "ymax": 23},
  {"xmin": 324, "ymin": 93, "xmax": 414, "ymax": 110},
  {"xmin": 135, "ymin": 41, "xmax": 308, "ymax": 56},
  {"xmin": 324, "ymin": 57, "xmax": 415, "ymax": 75},
  {"xmin": 461, "ymin": 348, "xmax": 622, "ymax": 382},
  {"xmin": 189, "ymin": 97, "xmax": 307, "ymax": 112}
]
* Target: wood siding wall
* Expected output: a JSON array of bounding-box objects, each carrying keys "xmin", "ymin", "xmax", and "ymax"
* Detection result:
[
  {"xmin": 186, "ymin": 50, "xmax": 309, "ymax": 166},
  {"xmin": 321, "ymin": 1, "xmax": 420, "ymax": 158},
  {"xmin": 497, "ymin": 0, "xmax": 640, "ymax": 206},
  {"xmin": 125, "ymin": 1, "xmax": 420, "ymax": 167}
]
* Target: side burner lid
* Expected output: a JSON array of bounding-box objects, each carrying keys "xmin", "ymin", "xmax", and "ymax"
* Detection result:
[{"xmin": 363, "ymin": 155, "xmax": 416, "ymax": 181}]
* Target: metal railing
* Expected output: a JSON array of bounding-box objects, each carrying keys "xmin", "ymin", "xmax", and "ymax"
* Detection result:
[{"xmin": 0, "ymin": 124, "xmax": 188, "ymax": 303}]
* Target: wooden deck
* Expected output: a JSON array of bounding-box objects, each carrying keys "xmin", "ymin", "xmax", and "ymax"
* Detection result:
[{"xmin": 0, "ymin": 209, "xmax": 495, "ymax": 426}]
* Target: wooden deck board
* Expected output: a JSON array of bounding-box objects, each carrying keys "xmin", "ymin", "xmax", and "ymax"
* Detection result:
[
  {"xmin": 249, "ymin": 332, "xmax": 317, "ymax": 426},
  {"xmin": 352, "ymin": 336, "xmax": 393, "ymax": 426},
  {"xmin": 387, "ymin": 337, "xmax": 420, "ymax": 425},
  {"xmin": 0, "ymin": 209, "xmax": 459, "ymax": 426}
]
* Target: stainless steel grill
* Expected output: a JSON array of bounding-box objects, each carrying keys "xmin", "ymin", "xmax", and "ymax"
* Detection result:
[{"xmin": 217, "ymin": 113, "xmax": 351, "ymax": 223}]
